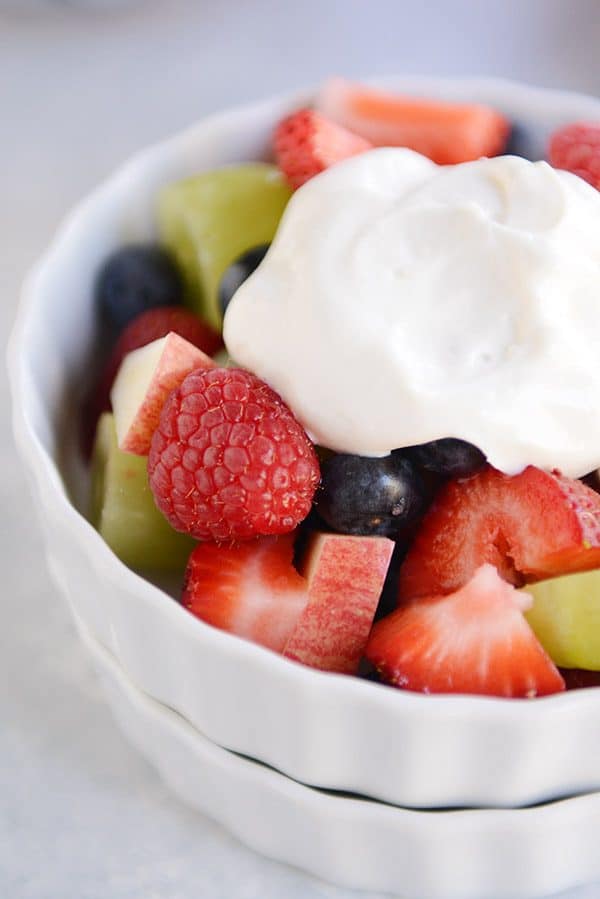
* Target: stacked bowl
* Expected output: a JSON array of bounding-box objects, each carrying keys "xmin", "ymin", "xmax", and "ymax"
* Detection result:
[{"xmin": 9, "ymin": 77, "xmax": 600, "ymax": 899}]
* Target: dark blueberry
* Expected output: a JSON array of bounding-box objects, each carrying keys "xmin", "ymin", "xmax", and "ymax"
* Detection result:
[
  {"xmin": 219, "ymin": 243, "xmax": 270, "ymax": 316},
  {"xmin": 318, "ymin": 453, "xmax": 427, "ymax": 540},
  {"xmin": 96, "ymin": 244, "xmax": 183, "ymax": 333},
  {"xmin": 405, "ymin": 439, "xmax": 486, "ymax": 478}
]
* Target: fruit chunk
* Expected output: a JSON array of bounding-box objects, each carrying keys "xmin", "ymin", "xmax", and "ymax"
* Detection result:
[
  {"xmin": 96, "ymin": 244, "xmax": 183, "ymax": 333},
  {"xmin": 284, "ymin": 533, "xmax": 394, "ymax": 674},
  {"xmin": 274, "ymin": 108, "xmax": 372, "ymax": 189},
  {"xmin": 81, "ymin": 306, "xmax": 223, "ymax": 458},
  {"xmin": 317, "ymin": 78, "xmax": 510, "ymax": 165},
  {"xmin": 318, "ymin": 452, "xmax": 426, "ymax": 539},
  {"xmin": 549, "ymin": 122, "xmax": 600, "ymax": 190},
  {"xmin": 525, "ymin": 570, "xmax": 600, "ymax": 670},
  {"xmin": 399, "ymin": 465, "xmax": 600, "ymax": 602},
  {"xmin": 158, "ymin": 164, "xmax": 291, "ymax": 329},
  {"xmin": 219, "ymin": 244, "xmax": 270, "ymax": 317},
  {"xmin": 111, "ymin": 332, "xmax": 214, "ymax": 455},
  {"xmin": 367, "ymin": 564, "xmax": 564, "ymax": 697},
  {"xmin": 183, "ymin": 534, "xmax": 308, "ymax": 652},
  {"xmin": 91, "ymin": 413, "xmax": 194, "ymax": 571},
  {"xmin": 148, "ymin": 367, "xmax": 320, "ymax": 542},
  {"xmin": 406, "ymin": 438, "xmax": 486, "ymax": 478}
]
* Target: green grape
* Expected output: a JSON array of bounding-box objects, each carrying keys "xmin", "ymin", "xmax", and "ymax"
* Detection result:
[
  {"xmin": 158, "ymin": 163, "xmax": 291, "ymax": 330},
  {"xmin": 91, "ymin": 413, "xmax": 195, "ymax": 571},
  {"xmin": 525, "ymin": 570, "xmax": 600, "ymax": 670}
]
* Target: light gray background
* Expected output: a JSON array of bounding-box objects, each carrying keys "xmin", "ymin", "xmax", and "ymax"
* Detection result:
[{"xmin": 3, "ymin": 2, "xmax": 600, "ymax": 897}]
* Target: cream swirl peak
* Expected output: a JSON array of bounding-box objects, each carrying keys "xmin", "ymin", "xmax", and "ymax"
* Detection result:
[{"xmin": 224, "ymin": 148, "xmax": 600, "ymax": 477}]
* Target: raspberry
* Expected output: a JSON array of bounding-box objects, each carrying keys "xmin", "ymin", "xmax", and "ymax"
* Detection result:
[
  {"xmin": 548, "ymin": 122, "xmax": 600, "ymax": 190},
  {"xmin": 148, "ymin": 368, "xmax": 320, "ymax": 541}
]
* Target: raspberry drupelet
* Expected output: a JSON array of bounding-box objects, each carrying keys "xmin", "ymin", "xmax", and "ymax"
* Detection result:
[{"xmin": 148, "ymin": 367, "xmax": 320, "ymax": 542}]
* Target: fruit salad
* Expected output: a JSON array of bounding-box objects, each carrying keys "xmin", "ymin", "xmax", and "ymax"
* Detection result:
[{"xmin": 83, "ymin": 78, "xmax": 600, "ymax": 699}]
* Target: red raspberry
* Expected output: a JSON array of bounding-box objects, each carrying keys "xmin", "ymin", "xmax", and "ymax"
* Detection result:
[
  {"xmin": 548, "ymin": 122, "xmax": 600, "ymax": 189},
  {"xmin": 81, "ymin": 306, "xmax": 222, "ymax": 457},
  {"xmin": 148, "ymin": 368, "xmax": 320, "ymax": 542}
]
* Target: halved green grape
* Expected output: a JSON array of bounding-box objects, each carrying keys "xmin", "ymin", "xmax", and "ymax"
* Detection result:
[
  {"xmin": 91, "ymin": 412, "xmax": 195, "ymax": 571},
  {"xmin": 158, "ymin": 163, "xmax": 291, "ymax": 330},
  {"xmin": 525, "ymin": 570, "xmax": 600, "ymax": 670}
]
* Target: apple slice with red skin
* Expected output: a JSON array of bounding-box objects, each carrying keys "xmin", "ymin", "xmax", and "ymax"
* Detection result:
[
  {"xmin": 183, "ymin": 530, "xmax": 393, "ymax": 675},
  {"xmin": 284, "ymin": 532, "xmax": 394, "ymax": 675},
  {"xmin": 111, "ymin": 332, "xmax": 214, "ymax": 455}
]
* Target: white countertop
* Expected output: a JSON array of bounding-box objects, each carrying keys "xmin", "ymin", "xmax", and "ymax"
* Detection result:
[{"xmin": 3, "ymin": 2, "xmax": 600, "ymax": 896}]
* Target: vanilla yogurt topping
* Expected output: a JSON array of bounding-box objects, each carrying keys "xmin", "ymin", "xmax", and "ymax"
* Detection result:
[{"xmin": 223, "ymin": 148, "xmax": 600, "ymax": 477}]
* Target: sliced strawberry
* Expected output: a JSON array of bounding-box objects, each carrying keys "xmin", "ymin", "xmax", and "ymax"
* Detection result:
[
  {"xmin": 283, "ymin": 533, "xmax": 394, "ymax": 675},
  {"xmin": 182, "ymin": 533, "xmax": 307, "ymax": 653},
  {"xmin": 316, "ymin": 78, "xmax": 510, "ymax": 165},
  {"xmin": 274, "ymin": 108, "xmax": 373, "ymax": 190},
  {"xmin": 367, "ymin": 564, "xmax": 565, "ymax": 698},
  {"xmin": 399, "ymin": 465, "xmax": 600, "ymax": 603}
]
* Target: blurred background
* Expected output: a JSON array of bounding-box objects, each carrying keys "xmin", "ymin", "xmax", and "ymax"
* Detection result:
[{"xmin": 2, "ymin": 2, "xmax": 600, "ymax": 897}]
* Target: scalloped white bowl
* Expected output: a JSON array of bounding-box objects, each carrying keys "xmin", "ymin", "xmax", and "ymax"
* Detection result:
[
  {"xmin": 9, "ymin": 76, "xmax": 600, "ymax": 811},
  {"xmin": 80, "ymin": 613, "xmax": 600, "ymax": 899}
]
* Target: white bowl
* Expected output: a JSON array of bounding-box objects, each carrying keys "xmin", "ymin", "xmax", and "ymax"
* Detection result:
[
  {"xmin": 9, "ymin": 76, "xmax": 600, "ymax": 811},
  {"xmin": 81, "ymin": 611, "xmax": 600, "ymax": 899}
]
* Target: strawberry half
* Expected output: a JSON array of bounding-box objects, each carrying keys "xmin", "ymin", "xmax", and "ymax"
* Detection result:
[
  {"xmin": 274, "ymin": 108, "xmax": 373, "ymax": 190},
  {"xmin": 399, "ymin": 465, "xmax": 600, "ymax": 602},
  {"xmin": 182, "ymin": 533, "xmax": 307, "ymax": 653},
  {"xmin": 367, "ymin": 564, "xmax": 565, "ymax": 698}
]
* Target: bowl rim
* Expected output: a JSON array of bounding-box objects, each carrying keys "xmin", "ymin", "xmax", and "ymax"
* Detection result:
[{"xmin": 9, "ymin": 74, "xmax": 600, "ymax": 732}]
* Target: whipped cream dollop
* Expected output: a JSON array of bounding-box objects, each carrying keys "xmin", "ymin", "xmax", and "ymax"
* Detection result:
[{"xmin": 223, "ymin": 148, "xmax": 600, "ymax": 477}]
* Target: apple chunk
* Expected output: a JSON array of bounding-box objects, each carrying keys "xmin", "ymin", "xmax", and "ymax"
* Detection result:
[
  {"xmin": 283, "ymin": 533, "xmax": 394, "ymax": 675},
  {"xmin": 111, "ymin": 332, "xmax": 214, "ymax": 455}
]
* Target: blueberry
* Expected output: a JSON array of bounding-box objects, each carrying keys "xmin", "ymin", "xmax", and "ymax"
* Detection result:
[
  {"xmin": 219, "ymin": 244, "xmax": 270, "ymax": 316},
  {"xmin": 405, "ymin": 438, "xmax": 486, "ymax": 478},
  {"xmin": 318, "ymin": 453, "xmax": 427, "ymax": 540},
  {"xmin": 96, "ymin": 244, "xmax": 183, "ymax": 333}
]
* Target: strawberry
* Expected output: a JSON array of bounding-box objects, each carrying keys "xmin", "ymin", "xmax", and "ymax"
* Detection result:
[
  {"xmin": 366, "ymin": 564, "xmax": 565, "ymax": 698},
  {"xmin": 182, "ymin": 533, "xmax": 308, "ymax": 653},
  {"xmin": 399, "ymin": 465, "xmax": 600, "ymax": 602},
  {"xmin": 549, "ymin": 122, "xmax": 600, "ymax": 190},
  {"xmin": 316, "ymin": 78, "xmax": 510, "ymax": 165},
  {"xmin": 274, "ymin": 108, "xmax": 372, "ymax": 190}
]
